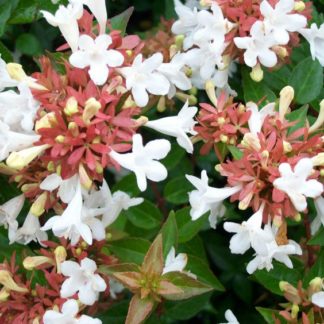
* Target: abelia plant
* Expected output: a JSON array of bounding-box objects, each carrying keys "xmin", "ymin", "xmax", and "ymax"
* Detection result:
[{"xmin": 0, "ymin": 0, "xmax": 323, "ymax": 323}]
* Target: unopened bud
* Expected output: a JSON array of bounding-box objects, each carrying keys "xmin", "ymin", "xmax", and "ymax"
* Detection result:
[
  {"xmin": 175, "ymin": 92, "xmax": 197, "ymax": 105},
  {"xmin": 136, "ymin": 116, "xmax": 149, "ymax": 126},
  {"xmin": 55, "ymin": 135, "xmax": 65, "ymax": 143},
  {"xmin": 7, "ymin": 63, "xmax": 47, "ymax": 90},
  {"xmin": 205, "ymin": 80, "xmax": 218, "ymax": 107},
  {"xmin": 215, "ymin": 164, "xmax": 222, "ymax": 172},
  {"xmin": 189, "ymin": 87, "xmax": 198, "ymax": 96},
  {"xmin": 273, "ymin": 215, "xmax": 283, "ymax": 227},
  {"xmin": 83, "ymin": 98, "xmax": 101, "ymax": 125},
  {"xmin": 68, "ymin": 122, "xmax": 79, "ymax": 137},
  {"xmin": 220, "ymin": 134, "xmax": 228, "ymax": 143},
  {"xmin": 0, "ymin": 270, "xmax": 28, "ymax": 292},
  {"xmin": 250, "ymin": 63, "xmax": 264, "ymax": 82},
  {"xmin": 279, "ymin": 86, "xmax": 294, "ymax": 122},
  {"xmin": 309, "ymin": 100, "xmax": 324, "ymax": 133},
  {"xmin": 238, "ymin": 104, "xmax": 246, "ymax": 114},
  {"xmin": 312, "ymin": 153, "xmax": 324, "ymax": 167},
  {"xmin": 126, "ymin": 50, "xmax": 133, "ymax": 57},
  {"xmin": 282, "ymin": 141, "xmax": 292, "ymax": 153},
  {"xmin": 21, "ymin": 183, "xmax": 38, "ymax": 193},
  {"xmin": 273, "ymin": 46, "xmax": 288, "ymax": 59},
  {"xmin": 122, "ymin": 95, "xmax": 136, "ymax": 109},
  {"xmin": 23, "ymin": 256, "xmax": 54, "ymax": 270},
  {"xmin": 294, "ymin": 1, "xmax": 305, "ymax": 11},
  {"xmin": 175, "ymin": 35, "xmax": 184, "ymax": 50},
  {"xmin": 157, "ymin": 96, "xmax": 166, "ymax": 113},
  {"xmin": 169, "ymin": 45, "xmax": 178, "ymax": 59},
  {"xmin": 79, "ymin": 164, "xmax": 92, "ymax": 190},
  {"xmin": 309, "ymin": 277, "xmax": 323, "ymax": 292},
  {"xmin": 35, "ymin": 112, "xmax": 57, "ymax": 132},
  {"xmin": 238, "ymin": 193, "xmax": 253, "ymax": 210},
  {"xmin": 54, "ymin": 246, "xmax": 67, "ymax": 273},
  {"xmin": 64, "ymin": 97, "xmax": 79, "ymax": 116},
  {"xmin": 95, "ymin": 162, "xmax": 104, "ymax": 174},
  {"xmin": 241, "ymin": 133, "xmax": 261, "ymax": 151},
  {"xmin": 6, "ymin": 144, "xmax": 50, "ymax": 170},
  {"xmin": 217, "ymin": 117, "xmax": 226, "ymax": 125},
  {"xmin": 0, "ymin": 287, "xmax": 9, "ymax": 301},
  {"xmin": 75, "ymin": 247, "xmax": 82, "ymax": 256},
  {"xmin": 291, "ymin": 304, "xmax": 299, "ymax": 319},
  {"xmin": 30, "ymin": 192, "xmax": 48, "ymax": 217},
  {"xmin": 47, "ymin": 161, "xmax": 55, "ymax": 172}
]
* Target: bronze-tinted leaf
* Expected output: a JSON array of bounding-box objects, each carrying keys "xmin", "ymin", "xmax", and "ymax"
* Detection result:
[{"xmin": 125, "ymin": 295, "xmax": 155, "ymax": 324}]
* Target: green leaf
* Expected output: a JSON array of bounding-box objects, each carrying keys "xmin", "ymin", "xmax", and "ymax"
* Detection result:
[
  {"xmin": 125, "ymin": 199, "xmax": 163, "ymax": 230},
  {"xmin": 98, "ymin": 300, "xmax": 129, "ymax": 324},
  {"xmin": 308, "ymin": 227, "xmax": 324, "ymax": 246},
  {"xmin": 108, "ymin": 238, "xmax": 150, "ymax": 265},
  {"xmin": 228, "ymin": 145, "xmax": 243, "ymax": 160},
  {"xmin": 164, "ymin": 176, "xmax": 192, "ymax": 205},
  {"xmin": 175, "ymin": 207, "xmax": 208, "ymax": 243},
  {"xmin": 16, "ymin": 33, "xmax": 42, "ymax": 56},
  {"xmin": 109, "ymin": 7, "xmax": 134, "ymax": 35},
  {"xmin": 253, "ymin": 262, "xmax": 301, "ymax": 296},
  {"xmin": 0, "ymin": 41, "xmax": 13, "ymax": 62},
  {"xmin": 256, "ymin": 307, "xmax": 285, "ymax": 324},
  {"xmin": 285, "ymin": 105, "xmax": 308, "ymax": 135},
  {"xmin": 186, "ymin": 255, "xmax": 224, "ymax": 291},
  {"xmin": 263, "ymin": 65, "xmax": 291, "ymax": 92},
  {"xmin": 164, "ymin": 0, "xmax": 176, "ymax": 19},
  {"xmin": 289, "ymin": 57, "xmax": 323, "ymax": 104},
  {"xmin": 241, "ymin": 66, "xmax": 276, "ymax": 105},
  {"xmin": 160, "ymin": 211, "xmax": 178, "ymax": 258},
  {"xmin": 112, "ymin": 173, "xmax": 141, "ymax": 197},
  {"xmin": 303, "ymin": 249, "xmax": 324, "ymax": 286},
  {"xmin": 161, "ymin": 271, "xmax": 213, "ymax": 301},
  {"xmin": 162, "ymin": 143, "xmax": 186, "ymax": 171},
  {"xmin": 8, "ymin": 0, "xmax": 40, "ymax": 24},
  {"xmin": 0, "ymin": 0, "xmax": 19, "ymax": 36},
  {"xmin": 99, "ymin": 263, "xmax": 140, "ymax": 276},
  {"xmin": 164, "ymin": 292, "xmax": 213, "ymax": 320}
]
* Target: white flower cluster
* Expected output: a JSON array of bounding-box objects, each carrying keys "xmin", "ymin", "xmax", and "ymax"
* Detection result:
[
  {"xmin": 0, "ymin": 57, "xmax": 40, "ymax": 162},
  {"xmin": 40, "ymin": 175, "xmax": 143, "ymax": 245},
  {"xmin": 224, "ymin": 204, "xmax": 302, "ymax": 274},
  {"xmin": 41, "ymin": 0, "xmax": 192, "ymax": 107},
  {"xmin": 172, "ymin": 0, "xmax": 235, "ymax": 92}
]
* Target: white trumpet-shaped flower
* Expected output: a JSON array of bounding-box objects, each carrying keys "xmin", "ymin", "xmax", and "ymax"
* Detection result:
[
  {"xmin": 246, "ymin": 223, "xmax": 302, "ymax": 274},
  {"xmin": 162, "ymin": 247, "xmax": 188, "ymax": 274},
  {"xmin": 145, "ymin": 101, "xmax": 198, "ymax": 153},
  {"xmin": 246, "ymin": 102, "xmax": 276, "ymax": 135},
  {"xmin": 41, "ymin": 2, "xmax": 83, "ymax": 52},
  {"xmin": 11, "ymin": 211, "xmax": 48, "ymax": 246},
  {"xmin": 60, "ymin": 257, "xmax": 107, "ymax": 305},
  {"xmin": 172, "ymin": 0, "xmax": 200, "ymax": 50},
  {"xmin": 299, "ymin": 23, "xmax": 324, "ymax": 66},
  {"xmin": 186, "ymin": 170, "xmax": 241, "ymax": 228},
  {"xmin": 0, "ymin": 195, "xmax": 25, "ymax": 242},
  {"xmin": 110, "ymin": 134, "xmax": 171, "ymax": 191},
  {"xmin": 41, "ymin": 180, "xmax": 94, "ymax": 245},
  {"xmin": 118, "ymin": 53, "xmax": 170, "ymax": 107},
  {"xmin": 69, "ymin": 34, "xmax": 124, "ymax": 85},
  {"xmin": 81, "ymin": 0, "xmax": 107, "ymax": 34},
  {"xmin": 260, "ymin": 0, "xmax": 307, "ymax": 45},
  {"xmin": 43, "ymin": 299, "xmax": 102, "ymax": 324},
  {"xmin": 220, "ymin": 309, "xmax": 240, "ymax": 324},
  {"xmin": 234, "ymin": 21, "xmax": 277, "ymax": 68},
  {"xmin": 273, "ymin": 158, "xmax": 323, "ymax": 212},
  {"xmin": 157, "ymin": 53, "xmax": 192, "ymax": 97},
  {"xmin": 224, "ymin": 204, "xmax": 269, "ymax": 255}
]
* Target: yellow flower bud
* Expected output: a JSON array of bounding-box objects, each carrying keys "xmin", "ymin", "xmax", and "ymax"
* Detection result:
[
  {"xmin": 122, "ymin": 95, "xmax": 136, "ymax": 109},
  {"xmin": 0, "ymin": 287, "xmax": 10, "ymax": 301},
  {"xmin": 35, "ymin": 112, "xmax": 57, "ymax": 132},
  {"xmin": 279, "ymin": 86, "xmax": 294, "ymax": 122},
  {"xmin": 205, "ymin": 80, "xmax": 218, "ymax": 107},
  {"xmin": 220, "ymin": 134, "xmax": 228, "ymax": 143},
  {"xmin": 83, "ymin": 98, "xmax": 101, "ymax": 125},
  {"xmin": 291, "ymin": 304, "xmax": 299, "ymax": 319},
  {"xmin": 250, "ymin": 63, "xmax": 264, "ymax": 82},
  {"xmin": 136, "ymin": 116, "xmax": 149, "ymax": 126},
  {"xmin": 0, "ymin": 270, "xmax": 28, "ymax": 292},
  {"xmin": 309, "ymin": 99, "xmax": 324, "ymax": 133},
  {"xmin": 55, "ymin": 135, "xmax": 65, "ymax": 143},
  {"xmin": 157, "ymin": 96, "xmax": 166, "ymax": 113},
  {"xmin": 64, "ymin": 97, "xmax": 79, "ymax": 116},
  {"xmin": 23, "ymin": 256, "xmax": 54, "ymax": 270},
  {"xmin": 6, "ymin": 144, "xmax": 50, "ymax": 170},
  {"xmin": 312, "ymin": 152, "xmax": 324, "ymax": 167},
  {"xmin": 294, "ymin": 1, "xmax": 305, "ymax": 11},
  {"xmin": 30, "ymin": 192, "xmax": 48, "ymax": 217},
  {"xmin": 79, "ymin": 164, "xmax": 92, "ymax": 190},
  {"xmin": 283, "ymin": 141, "xmax": 292, "ymax": 153},
  {"xmin": 54, "ymin": 246, "xmax": 67, "ymax": 274}
]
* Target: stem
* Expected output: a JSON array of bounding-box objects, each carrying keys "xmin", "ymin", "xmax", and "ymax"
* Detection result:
[
  {"xmin": 150, "ymin": 182, "xmax": 168, "ymax": 219},
  {"xmin": 303, "ymin": 214, "xmax": 315, "ymax": 268}
]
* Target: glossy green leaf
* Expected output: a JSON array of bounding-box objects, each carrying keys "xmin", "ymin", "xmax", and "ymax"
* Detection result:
[
  {"xmin": 308, "ymin": 227, "xmax": 324, "ymax": 246},
  {"xmin": 0, "ymin": 41, "xmax": 13, "ymax": 63},
  {"xmin": 112, "ymin": 173, "xmax": 141, "ymax": 197},
  {"xmin": 125, "ymin": 199, "xmax": 163, "ymax": 230},
  {"xmin": 164, "ymin": 176, "xmax": 192, "ymax": 205},
  {"xmin": 175, "ymin": 207, "xmax": 208, "ymax": 243},
  {"xmin": 16, "ymin": 33, "xmax": 42, "ymax": 56},
  {"xmin": 108, "ymin": 238, "xmax": 151, "ymax": 265},
  {"xmin": 289, "ymin": 56, "xmax": 323, "ymax": 104},
  {"xmin": 160, "ymin": 211, "xmax": 178, "ymax": 258},
  {"xmin": 285, "ymin": 105, "xmax": 308, "ymax": 135},
  {"xmin": 109, "ymin": 7, "xmax": 134, "ymax": 35}
]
